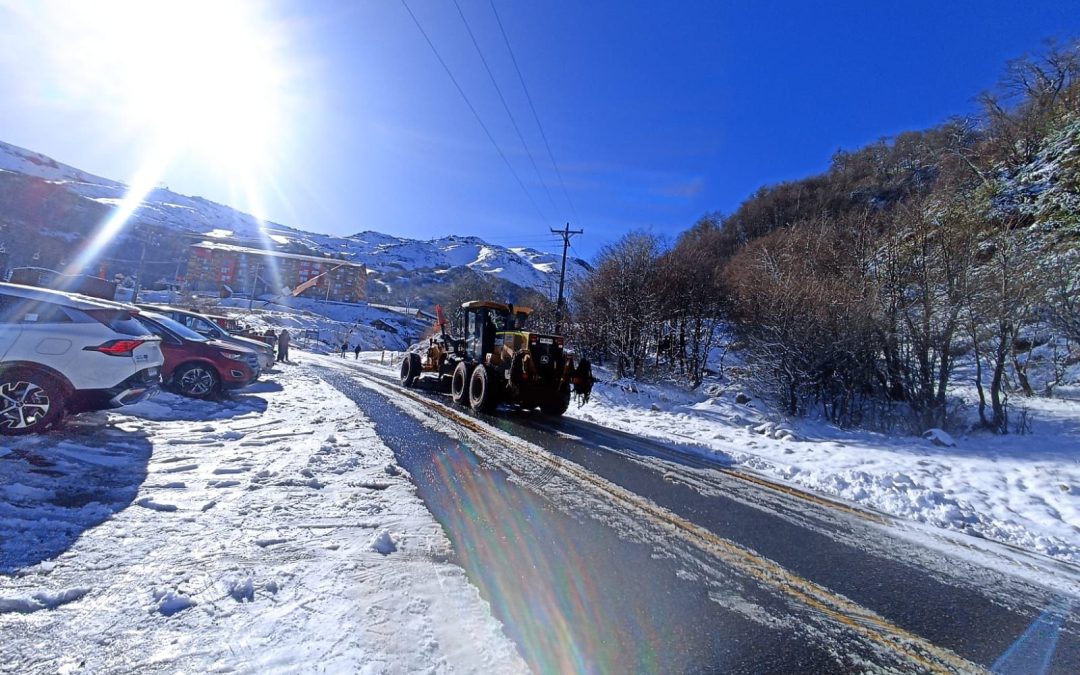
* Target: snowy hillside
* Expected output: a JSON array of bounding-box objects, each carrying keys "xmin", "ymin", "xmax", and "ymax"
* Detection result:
[
  {"xmin": 0, "ymin": 141, "xmax": 298, "ymax": 242},
  {"xmin": 0, "ymin": 140, "xmax": 590, "ymax": 295},
  {"xmin": 293, "ymin": 230, "xmax": 584, "ymax": 292}
]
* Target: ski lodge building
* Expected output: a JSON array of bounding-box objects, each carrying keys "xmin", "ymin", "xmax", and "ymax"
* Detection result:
[{"xmin": 186, "ymin": 242, "xmax": 367, "ymax": 303}]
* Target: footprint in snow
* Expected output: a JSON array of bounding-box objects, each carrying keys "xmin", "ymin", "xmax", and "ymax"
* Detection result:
[
  {"xmin": 255, "ymin": 538, "xmax": 288, "ymax": 548},
  {"xmin": 136, "ymin": 498, "xmax": 178, "ymax": 512},
  {"xmin": 152, "ymin": 589, "xmax": 195, "ymax": 616},
  {"xmin": 159, "ymin": 463, "xmax": 199, "ymax": 474}
]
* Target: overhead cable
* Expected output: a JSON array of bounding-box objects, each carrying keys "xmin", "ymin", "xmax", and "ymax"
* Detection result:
[
  {"xmin": 488, "ymin": 0, "xmax": 581, "ymax": 224},
  {"xmin": 400, "ymin": 0, "xmax": 548, "ymax": 224},
  {"xmin": 452, "ymin": 0, "xmax": 560, "ymax": 219}
]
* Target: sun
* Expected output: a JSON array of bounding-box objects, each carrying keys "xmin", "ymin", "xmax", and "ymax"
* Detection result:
[
  {"xmin": 8, "ymin": 0, "xmax": 302, "ymax": 274},
  {"xmin": 18, "ymin": 0, "xmax": 295, "ymax": 177}
]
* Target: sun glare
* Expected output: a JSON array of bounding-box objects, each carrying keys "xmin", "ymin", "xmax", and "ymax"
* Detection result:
[
  {"xmin": 41, "ymin": 0, "xmax": 292, "ymax": 173},
  {"xmin": 14, "ymin": 0, "xmax": 300, "ymax": 276}
]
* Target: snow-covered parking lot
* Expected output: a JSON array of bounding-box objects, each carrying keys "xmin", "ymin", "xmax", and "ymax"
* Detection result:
[{"xmin": 0, "ymin": 363, "xmax": 523, "ymax": 674}]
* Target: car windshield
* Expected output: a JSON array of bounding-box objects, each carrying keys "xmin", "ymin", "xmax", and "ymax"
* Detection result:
[
  {"xmin": 143, "ymin": 312, "xmax": 208, "ymax": 342},
  {"xmin": 206, "ymin": 320, "xmax": 231, "ymax": 336},
  {"xmin": 190, "ymin": 315, "xmax": 228, "ymax": 336}
]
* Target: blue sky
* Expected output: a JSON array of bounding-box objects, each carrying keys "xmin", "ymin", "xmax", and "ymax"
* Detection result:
[{"xmin": 0, "ymin": 0, "xmax": 1077, "ymax": 259}]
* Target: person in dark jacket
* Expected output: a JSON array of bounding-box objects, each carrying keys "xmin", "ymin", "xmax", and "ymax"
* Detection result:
[
  {"xmin": 353, "ymin": 343, "xmax": 362, "ymax": 359},
  {"xmin": 277, "ymin": 329, "xmax": 291, "ymax": 363},
  {"xmin": 340, "ymin": 340, "xmax": 348, "ymax": 358}
]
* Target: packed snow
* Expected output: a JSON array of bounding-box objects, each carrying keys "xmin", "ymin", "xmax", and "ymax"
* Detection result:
[{"xmin": 0, "ymin": 360, "xmax": 525, "ymax": 673}]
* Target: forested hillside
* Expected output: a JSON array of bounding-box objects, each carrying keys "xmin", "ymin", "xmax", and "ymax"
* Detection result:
[{"xmin": 572, "ymin": 40, "xmax": 1080, "ymax": 433}]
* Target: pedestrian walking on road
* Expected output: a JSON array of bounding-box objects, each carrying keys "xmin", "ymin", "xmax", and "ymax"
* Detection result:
[
  {"xmin": 353, "ymin": 344, "xmax": 362, "ymax": 359},
  {"xmin": 277, "ymin": 329, "xmax": 291, "ymax": 363}
]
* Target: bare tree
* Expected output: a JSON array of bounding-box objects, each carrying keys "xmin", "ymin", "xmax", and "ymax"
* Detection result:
[
  {"xmin": 980, "ymin": 38, "xmax": 1080, "ymax": 166},
  {"xmin": 575, "ymin": 233, "xmax": 665, "ymax": 378},
  {"xmin": 868, "ymin": 197, "xmax": 979, "ymax": 430},
  {"xmin": 659, "ymin": 218, "xmax": 725, "ymax": 387}
]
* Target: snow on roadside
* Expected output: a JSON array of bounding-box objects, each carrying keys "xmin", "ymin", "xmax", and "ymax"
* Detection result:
[
  {"xmin": 565, "ymin": 372, "xmax": 1080, "ymax": 566},
  {"xmin": 0, "ymin": 365, "xmax": 525, "ymax": 673}
]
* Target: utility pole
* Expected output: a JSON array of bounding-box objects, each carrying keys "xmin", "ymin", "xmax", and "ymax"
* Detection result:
[{"xmin": 550, "ymin": 222, "xmax": 583, "ymax": 335}]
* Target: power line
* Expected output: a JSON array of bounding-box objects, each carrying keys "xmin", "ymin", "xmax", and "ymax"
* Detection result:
[
  {"xmin": 488, "ymin": 0, "xmax": 580, "ymax": 224},
  {"xmin": 399, "ymin": 0, "xmax": 548, "ymax": 224},
  {"xmin": 452, "ymin": 0, "xmax": 560, "ymax": 219}
]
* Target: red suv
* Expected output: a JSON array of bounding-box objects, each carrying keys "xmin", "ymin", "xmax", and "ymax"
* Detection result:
[{"xmin": 135, "ymin": 311, "xmax": 260, "ymax": 398}]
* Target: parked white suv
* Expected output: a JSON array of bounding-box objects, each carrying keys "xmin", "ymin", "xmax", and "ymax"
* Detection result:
[{"xmin": 0, "ymin": 282, "xmax": 164, "ymax": 434}]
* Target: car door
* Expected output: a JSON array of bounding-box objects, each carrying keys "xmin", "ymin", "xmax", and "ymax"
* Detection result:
[{"xmin": 0, "ymin": 293, "xmax": 24, "ymax": 360}]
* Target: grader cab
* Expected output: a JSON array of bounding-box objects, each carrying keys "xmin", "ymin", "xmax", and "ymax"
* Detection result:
[{"xmin": 398, "ymin": 300, "xmax": 593, "ymax": 416}]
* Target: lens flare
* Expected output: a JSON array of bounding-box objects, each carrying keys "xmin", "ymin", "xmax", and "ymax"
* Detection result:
[
  {"xmin": 66, "ymin": 144, "xmax": 173, "ymax": 276},
  {"xmin": 425, "ymin": 442, "xmax": 665, "ymax": 673},
  {"xmin": 991, "ymin": 598, "xmax": 1072, "ymax": 675}
]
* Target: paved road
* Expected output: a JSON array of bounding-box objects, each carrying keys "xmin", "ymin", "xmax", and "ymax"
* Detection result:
[{"xmin": 317, "ymin": 361, "xmax": 1080, "ymax": 674}]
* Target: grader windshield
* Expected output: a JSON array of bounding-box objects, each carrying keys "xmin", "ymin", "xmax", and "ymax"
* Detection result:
[{"xmin": 461, "ymin": 301, "xmax": 532, "ymax": 361}]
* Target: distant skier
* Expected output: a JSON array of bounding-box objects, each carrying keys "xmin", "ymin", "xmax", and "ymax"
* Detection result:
[{"xmin": 353, "ymin": 343, "xmax": 362, "ymax": 359}]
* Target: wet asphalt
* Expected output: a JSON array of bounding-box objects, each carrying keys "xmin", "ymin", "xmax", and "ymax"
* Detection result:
[{"xmin": 319, "ymin": 366, "xmax": 1080, "ymax": 674}]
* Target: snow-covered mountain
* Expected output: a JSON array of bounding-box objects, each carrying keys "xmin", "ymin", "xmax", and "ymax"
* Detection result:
[{"xmin": 0, "ymin": 140, "xmax": 590, "ymax": 298}]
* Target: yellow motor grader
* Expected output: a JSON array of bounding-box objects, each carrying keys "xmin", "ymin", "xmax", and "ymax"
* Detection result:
[{"xmin": 399, "ymin": 301, "xmax": 592, "ymax": 416}]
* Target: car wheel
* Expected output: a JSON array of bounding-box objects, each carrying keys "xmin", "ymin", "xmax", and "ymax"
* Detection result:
[
  {"xmin": 451, "ymin": 362, "xmax": 471, "ymax": 404},
  {"xmin": 400, "ymin": 353, "xmax": 421, "ymax": 387},
  {"xmin": 468, "ymin": 365, "xmax": 500, "ymax": 412},
  {"xmin": 0, "ymin": 369, "xmax": 65, "ymax": 435},
  {"xmin": 174, "ymin": 363, "xmax": 220, "ymax": 399}
]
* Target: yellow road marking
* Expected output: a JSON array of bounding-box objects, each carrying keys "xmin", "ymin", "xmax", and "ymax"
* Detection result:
[{"xmin": 715, "ymin": 467, "xmax": 887, "ymax": 524}]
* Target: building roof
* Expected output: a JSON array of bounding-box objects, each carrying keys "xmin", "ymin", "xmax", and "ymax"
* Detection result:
[{"xmin": 191, "ymin": 241, "xmax": 366, "ymax": 269}]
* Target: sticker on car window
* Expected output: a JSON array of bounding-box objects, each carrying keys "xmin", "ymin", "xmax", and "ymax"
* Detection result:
[{"xmin": 24, "ymin": 313, "xmax": 38, "ymax": 322}]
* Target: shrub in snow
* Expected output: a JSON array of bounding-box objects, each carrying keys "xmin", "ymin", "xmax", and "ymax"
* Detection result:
[
  {"xmin": 773, "ymin": 428, "xmax": 798, "ymax": 441},
  {"xmin": 922, "ymin": 428, "xmax": 956, "ymax": 447},
  {"xmin": 735, "ymin": 393, "xmax": 752, "ymax": 404}
]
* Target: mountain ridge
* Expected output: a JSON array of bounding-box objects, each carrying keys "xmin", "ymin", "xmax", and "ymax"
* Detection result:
[{"xmin": 0, "ymin": 139, "xmax": 590, "ymax": 300}]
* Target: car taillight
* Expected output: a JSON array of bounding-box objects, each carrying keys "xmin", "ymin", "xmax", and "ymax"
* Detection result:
[{"xmin": 84, "ymin": 339, "xmax": 148, "ymax": 357}]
